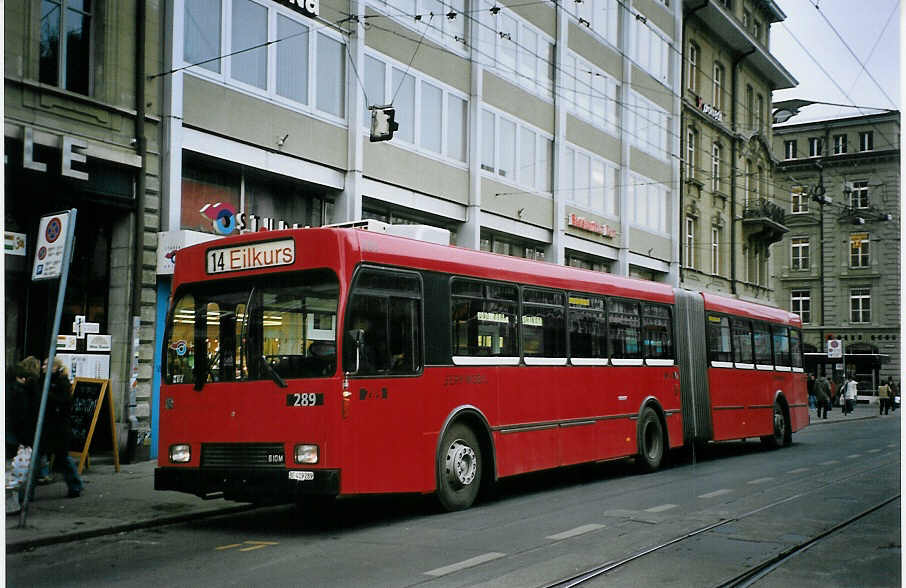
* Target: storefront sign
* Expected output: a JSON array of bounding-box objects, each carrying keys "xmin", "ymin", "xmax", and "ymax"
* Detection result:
[
  {"xmin": 21, "ymin": 126, "xmax": 89, "ymax": 180},
  {"xmin": 568, "ymin": 214, "xmax": 616, "ymax": 238},
  {"xmin": 87, "ymin": 334, "xmax": 112, "ymax": 352},
  {"xmin": 273, "ymin": 0, "xmax": 319, "ymax": 17},
  {"xmin": 695, "ymin": 97, "xmax": 723, "ymax": 123},
  {"xmin": 5, "ymin": 231, "xmax": 26, "ymax": 256},
  {"xmin": 156, "ymin": 230, "xmax": 219, "ymax": 275},
  {"xmin": 32, "ymin": 211, "xmax": 72, "ymax": 280},
  {"xmin": 200, "ymin": 202, "xmax": 301, "ymax": 236},
  {"xmin": 206, "ymin": 238, "xmax": 296, "ymax": 274},
  {"xmin": 57, "ymin": 335, "xmax": 77, "ymax": 351}
]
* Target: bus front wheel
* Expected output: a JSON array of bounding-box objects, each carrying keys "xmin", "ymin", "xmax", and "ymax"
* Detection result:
[
  {"xmin": 636, "ymin": 407, "xmax": 665, "ymax": 473},
  {"xmin": 437, "ymin": 423, "xmax": 482, "ymax": 511}
]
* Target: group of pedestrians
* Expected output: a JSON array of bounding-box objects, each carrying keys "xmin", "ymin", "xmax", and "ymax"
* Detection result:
[
  {"xmin": 6, "ymin": 356, "xmax": 84, "ymax": 502},
  {"xmin": 808, "ymin": 373, "xmax": 899, "ymax": 419}
]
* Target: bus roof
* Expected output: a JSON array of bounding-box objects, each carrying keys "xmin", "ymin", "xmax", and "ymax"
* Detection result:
[{"xmin": 701, "ymin": 291, "xmax": 801, "ymax": 327}]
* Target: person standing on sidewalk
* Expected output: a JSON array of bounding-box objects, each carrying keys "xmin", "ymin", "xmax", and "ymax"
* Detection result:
[
  {"xmin": 41, "ymin": 358, "xmax": 84, "ymax": 498},
  {"xmin": 815, "ymin": 375, "xmax": 830, "ymax": 419},
  {"xmin": 878, "ymin": 380, "xmax": 891, "ymax": 415},
  {"xmin": 807, "ymin": 374, "xmax": 816, "ymax": 409},
  {"xmin": 843, "ymin": 377, "xmax": 858, "ymax": 415}
]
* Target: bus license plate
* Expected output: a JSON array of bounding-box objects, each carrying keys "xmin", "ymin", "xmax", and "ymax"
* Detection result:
[{"xmin": 289, "ymin": 471, "xmax": 314, "ymax": 481}]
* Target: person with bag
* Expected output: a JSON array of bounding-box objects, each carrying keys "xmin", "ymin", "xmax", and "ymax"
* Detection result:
[
  {"xmin": 843, "ymin": 377, "xmax": 858, "ymax": 415},
  {"xmin": 814, "ymin": 375, "xmax": 830, "ymax": 420},
  {"xmin": 41, "ymin": 358, "xmax": 84, "ymax": 498}
]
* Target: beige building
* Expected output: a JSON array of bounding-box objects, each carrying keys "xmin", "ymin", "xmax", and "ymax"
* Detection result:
[
  {"xmin": 679, "ymin": 0, "xmax": 795, "ymax": 302},
  {"xmin": 5, "ymin": 1, "xmax": 163, "ymax": 455},
  {"xmin": 771, "ymin": 109, "xmax": 900, "ymax": 392}
]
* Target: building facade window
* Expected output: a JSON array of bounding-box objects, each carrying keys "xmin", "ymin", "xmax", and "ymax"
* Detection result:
[
  {"xmin": 685, "ymin": 216, "xmax": 695, "ymax": 268},
  {"xmin": 480, "ymin": 232, "xmax": 545, "ymax": 260},
  {"xmin": 566, "ymin": 0, "xmax": 619, "ymax": 46},
  {"xmin": 564, "ymin": 53, "xmax": 619, "ymax": 135},
  {"xmin": 711, "ymin": 227, "xmax": 720, "ymax": 275},
  {"xmin": 859, "ymin": 131, "xmax": 874, "ymax": 151},
  {"xmin": 791, "ymin": 290, "xmax": 811, "ymax": 324},
  {"xmin": 711, "ymin": 143, "xmax": 722, "ymax": 192},
  {"xmin": 375, "ymin": 0, "xmax": 467, "ymax": 56},
  {"xmin": 791, "ymin": 186, "xmax": 809, "ymax": 214},
  {"xmin": 753, "ymin": 19, "xmax": 761, "ymax": 41},
  {"xmin": 745, "ymin": 85, "xmax": 754, "ymax": 128},
  {"xmin": 628, "ymin": 172, "xmax": 668, "ymax": 234},
  {"xmin": 481, "ymin": 108, "xmax": 552, "ymax": 192},
  {"xmin": 632, "ymin": 18, "xmax": 670, "ymax": 84},
  {"xmin": 756, "ymin": 94, "xmax": 764, "ymax": 131},
  {"xmin": 850, "ymin": 233, "xmax": 870, "ymax": 267},
  {"xmin": 743, "ymin": 159, "xmax": 751, "ymax": 206},
  {"xmin": 784, "ymin": 140, "xmax": 797, "ymax": 159},
  {"xmin": 688, "ymin": 42, "xmax": 698, "ymax": 93},
  {"xmin": 809, "ymin": 137, "xmax": 823, "ymax": 157},
  {"xmin": 686, "ymin": 127, "xmax": 697, "ymax": 179},
  {"xmin": 183, "ymin": 0, "xmax": 347, "ymax": 122},
  {"xmin": 833, "ymin": 134, "xmax": 847, "ymax": 154},
  {"xmin": 627, "ymin": 92, "xmax": 669, "ymax": 161},
  {"xmin": 790, "ymin": 237, "xmax": 810, "ymax": 270},
  {"xmin": 712, "ymin": 62, "xmax": 723, "ymax": 109},
  {"xmin": 850, "ymin": 288, "xmax": 871, "ymax": 323},
  {"xmin": 562, "ymin": 145, "xmax": 617, "ymax": 216},
  {"xmin": 40, "ymin": 0, "xmax": 92, "ymax": 95},
  {"xmin": 850, "ymin": 180, "xmax": 869, "ymax": 208}
]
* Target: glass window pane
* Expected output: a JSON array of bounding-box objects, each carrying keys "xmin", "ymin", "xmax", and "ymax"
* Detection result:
[
  {"xmin": 753, "ymin": 322, "xmax": 773, "ymax": 365},
  {"xmin": 539, "ymin": 137, "xmax": 552, "ymax": 192},
  {"xmin": 392, "ymin": 68, "xmax": 415, "ymax": 142},
  {"xmin": 568, "ymin": 295, "xmax": 606, "ymax": 359},
  {"xmin": 64, "ymin": 5, "xmax": 91, "ymax": 94},
  {"xmin": 231, "ymin": 0, "xmax": 267, "ymax": 89},
  {"xmin": 363, "ymin": 55, "xmax": 385, "ymax": 125},
  {"xmin": 317, "ymin": 33, "xmax": 345, "ymax": 118},
  {"xmin": 420, "ymin": 81, "xmax": 443, "ymax": 153},
  {"xmin": 608, "ymin": 300, "xmax": 641, "ymax": 359},
  {"xmin": 481, "ymin": 110, "xmax": 495, "ymax": 171},
  {"xmin": 731, "ymin": 318, "xmax": 753, "ymax": 364},
  {"xmin": 498, "ymin": 118, "xmax": 516, "ymax": 179},
  {"xmin": 523, "ymin": 303, "xmax": 565, "ymax": 357},
  {"xmin": 447, "ymin": 94, "xmax": 467, "ymax": 161},
  {"xmin": 590, "ymin": 159, "xmax": 605, "ymax": 212},
  {"xmin": 642, "ymin": 304, "xmax": 672, "ymax": 360},
  {"xmin": 575, "ymin": 152, "xmax": 590, "ymax": 207},
  {"xmin": 276, "ymin": 15, "xmax": 309, "ymax": 103},
  {"xmin": 519, "ymin": 127, "xmax": 535, "ymax": 187},
  {"xmin": 499, "ymin": 14, "xmax": 517, "ymax": 72},
  {"xmin": 707, "ymin": 315, "xmax": 731, "ymax": 362},
  {"xmin": 519, "ymin": 27, "xmax": 537, "ymax": 85},
  {"xmin": 184, "ymin": 0, "xmax": 221, "ymax": 73},
  {"xmin": 40, "ymin": 0, "xmax": 62, "ymax": 85}
]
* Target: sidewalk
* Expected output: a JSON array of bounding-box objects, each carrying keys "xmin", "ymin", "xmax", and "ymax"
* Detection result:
[
  {"xmin": 5, "ymin": 405, "xmax": 889, "ymax": 553},
  {"xmin": 6, "ymin": 458, "xmax": 252, "ymax": 553}
]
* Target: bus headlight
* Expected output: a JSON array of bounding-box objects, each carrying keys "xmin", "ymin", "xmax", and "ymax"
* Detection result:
[
  {"xmin": 169, "ymin": 444, "xmax": 191, "ymax": 463},
  {"xmin": 294, "ymin": 444, "xmax": 319, "ymax": 464}
]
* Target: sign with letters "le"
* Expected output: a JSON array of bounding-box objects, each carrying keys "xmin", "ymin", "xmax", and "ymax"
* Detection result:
[{"xmin": 273, "ymin": 0, "xmax": 319, "ymax": 17}]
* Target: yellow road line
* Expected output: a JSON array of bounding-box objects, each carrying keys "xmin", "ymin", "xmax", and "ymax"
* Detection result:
[
  {"xmin": 216, "ymin": 544, "xmax": 242, "ymax": 551},
  {"xmin": 239, "ymin": 544, "xmax": 269, "ymax": 552}
]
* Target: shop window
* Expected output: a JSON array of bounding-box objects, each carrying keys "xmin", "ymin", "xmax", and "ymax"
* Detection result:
[{"xmin": 40, "ymin": 0, "xmax": 92, "ymax": 95}]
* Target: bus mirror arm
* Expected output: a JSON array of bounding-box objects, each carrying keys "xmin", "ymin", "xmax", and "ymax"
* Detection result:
[
  {"xmin": 261, "ymin": 356, "xmax": 288, "ymax": 388},
  {"xmin": 348, "ymin": 329, "xmax": 365, "ymax": 374}
]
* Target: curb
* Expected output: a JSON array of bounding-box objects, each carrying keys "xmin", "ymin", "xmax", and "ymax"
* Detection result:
[
  {"xmin": 6, "ymin": 503, "xmax": 256, "ymax": 554},
  {"xmin": 806, "ymin": 413, "xmax": 882, "ymax": 425}
]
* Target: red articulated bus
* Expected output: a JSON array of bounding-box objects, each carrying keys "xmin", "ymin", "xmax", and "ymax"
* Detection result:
[{"xmin": 155, "ymin": 224, "xmax": 808, "ymax": 511}]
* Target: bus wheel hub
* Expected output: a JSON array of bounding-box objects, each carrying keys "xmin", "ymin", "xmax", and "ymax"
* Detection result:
[{"xmin": 445, "ymin": 440, "xmax": 476, "ymax": 488}]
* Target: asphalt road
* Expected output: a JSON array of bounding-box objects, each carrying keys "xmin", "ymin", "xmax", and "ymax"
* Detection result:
[{"xmin": 7, "ymin": 416, "xmax": 900, "ymax": 587}]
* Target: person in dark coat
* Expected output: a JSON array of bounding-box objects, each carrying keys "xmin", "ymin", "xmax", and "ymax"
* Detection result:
[
  {"xmin": 6, "ymin": 356, "xmax": 40, "ymax": 452},
  {"xmin": 41, "ymin": 358, "xmax": 84, "ymax": 498},
  {"xmin": 814, "ymin": 376, "xmax": 830, "ymax": 420}
]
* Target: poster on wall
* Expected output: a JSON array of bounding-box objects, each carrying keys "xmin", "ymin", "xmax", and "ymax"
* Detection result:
[
  {"xmin": 55, "ymin": 353, "xmax": 110, "ymax": 383},
  {"xmin": 5, "ymin": 231, "xmax": 27, "ymax": 256}
]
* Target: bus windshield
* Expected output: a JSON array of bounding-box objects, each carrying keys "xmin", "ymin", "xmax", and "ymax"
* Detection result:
[{"xmin": 165, "ymin": 269, "xmax": 339, "ymax": 387}]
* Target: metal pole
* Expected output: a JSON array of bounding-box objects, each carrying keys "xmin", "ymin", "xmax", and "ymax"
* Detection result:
[{"xmin": 18, "ymin": 209, "xmax": 78, "ymax": 527}]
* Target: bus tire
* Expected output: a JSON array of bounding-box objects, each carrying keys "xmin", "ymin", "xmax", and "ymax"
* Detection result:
[
  {"xmin": 636, "ymin": 407, "xmax": 665, "ymax": 473},
  {"xmin": 761, "ymin": 401, "xmax": 790, "ymax": 449},
  {"xmin": 437, "ymin": 423, "xmax": 482, "ymax": 512}
]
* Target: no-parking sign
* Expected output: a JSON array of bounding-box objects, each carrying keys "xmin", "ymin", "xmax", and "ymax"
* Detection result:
[{"xmin": 32, "ymin": 212, "xmax": 72, "ymax": 280}]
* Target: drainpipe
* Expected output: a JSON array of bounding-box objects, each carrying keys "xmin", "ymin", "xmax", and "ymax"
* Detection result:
[
  {"xmin": 730, "ymin": 47, "xmax": 756, "ymax": 296},
  {"xmin": 127, "ymin": 0, "xmax": 148, "ymax": 461}
]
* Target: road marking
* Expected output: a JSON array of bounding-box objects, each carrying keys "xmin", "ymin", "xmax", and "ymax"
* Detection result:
[
  {"xmin": 424, "ymin": 553, "xmax": 506, "ymax": 577},
  {"xmin": 747, "ymin": 477, "xmax": 775, "ymax": 485},
  {"xmin": 847, "ymin": 454, "xmax": 861, "ymax": 459},
  {"xmin": 788, "ymin": 468, "xmax": 810, "ymax": 474},
  {"xmin": 867, "ymin": 449, "xmax": 881, "ymax": 453},
  {"xmin": 820, "ymin": 460, "xmax": 839, "ymax": 466},
  {"xmin": 699, "ymin": 489, "xmax": 732, "ymax": 498},
  {"xmin": 216, "ymin": 541, "xmax": 279, "ymax": 552},
  {"xmin": 644, "ymin": 504, "xmax": 678, "ymax": 513},
  {"xmin": 546, "ymin": 524, "xmax": 605, "ymax": 540}
]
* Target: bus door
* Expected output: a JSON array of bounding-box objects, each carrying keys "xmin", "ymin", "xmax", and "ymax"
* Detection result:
[{"xmin": 341, "ymin": 267, "xmax": 426, "ymax": 494}]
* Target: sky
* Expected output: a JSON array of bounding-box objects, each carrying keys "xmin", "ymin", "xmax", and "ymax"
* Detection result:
[{"xmin": 769, "ymin": 0, "xmax": 900, "ymax": 122}]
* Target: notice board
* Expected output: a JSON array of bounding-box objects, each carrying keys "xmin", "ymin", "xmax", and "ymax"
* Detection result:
[{"xmin": 69, "ymin": 378, "xmax": 120, "ymax": 474}]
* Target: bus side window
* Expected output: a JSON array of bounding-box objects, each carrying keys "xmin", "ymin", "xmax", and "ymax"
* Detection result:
[
  {"xmin": 707, "ymin": 314, "xmax": 731, "ymax": 364},
  {"xmin": 608, "ymin": 299, "xmax": 641, "ymax": 359},
  {"xmin": 790, "ymin": 328, "xmax": 803, "ymax": 369},
  {"xmin": 752, "ymin": 322, "xmax": 773, "ymax": 366},
  {"xmin": 568, "ymin": 293, "xmax": 606, "ymax": 359},
  {"xmin": 451, "ymin": 279, "xmax": 518, "ymax": 358},
  {"xmin": 772, "ymin": 325, "xmax": 791, "ymax": 367},
  {"xmin": 522, "ymin": 288, "xmax": 566, "ymax": 359},
  {"xmin": 731, "ymin": 318, "xmax": 754, "ymax": 365},
  {"xmin": 642, "ymin": 304, "xmax": 673, "ymax": 360}
]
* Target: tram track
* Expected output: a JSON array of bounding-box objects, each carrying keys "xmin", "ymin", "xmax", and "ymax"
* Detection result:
[{"xmin": 539, "ymin": 458, "xmax": 898, "ymax": 588}]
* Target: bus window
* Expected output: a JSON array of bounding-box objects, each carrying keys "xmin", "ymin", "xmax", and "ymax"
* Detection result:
[
  {"xmin": 451, "ymin": 279, "xmax": 518, "ymax": 359},
  {"xmin": 731, "ymin": 318, "xmax": 754, "ymax": 365},
  {"xmin": 522, "ymin": 288, "xmax": 566, "ymax": 360},
  {"xmin": 608, "ymin": 299, "xmax": 641, "ymax": 360},
  {"xmin": 642, "ymin": 304, "xmax": 673, "ymax": 360},
  {"xmin": 790, "ymin": 328, "xmax": 803, "ymax": 369},
  {"xmin": 343, "ymin": 268, "xmax": 422, "ymax": 375},
  {"xmin": 772, "ymin": 325, "xmax": 791, "ymax": 367},
  {"xmin": 753, "ymin": 322, "xmax": 773, "ymax": 366},
  {"xmin": 707, "ymin": 314, "xmax": 731, "ymax": 364},
  {"xmin": 166, "ymin": 294, "xmax": 197, "ymax": 385},
  {"xmin": 568, "ymin": 293, "xmax": 606, "ymax": 360}
]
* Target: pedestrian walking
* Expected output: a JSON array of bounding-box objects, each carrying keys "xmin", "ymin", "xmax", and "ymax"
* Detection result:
[
  {"xmin": 814, "ymin": 375, "xmax": 830, "ymax": 419},
  {"xmin": 41, "ymin": 358, "xmax": 84, "ymax": 498},
  {"xmin": 878, "ymin": 380, "xmax": 891, "ymax": 415},
  {"xmin": 843, "ymin": 377, "xmax": 858, "ymax": 415},
  {"xmin": 807, "ymin": 374, "xmax": 816, "ymax": 409}
]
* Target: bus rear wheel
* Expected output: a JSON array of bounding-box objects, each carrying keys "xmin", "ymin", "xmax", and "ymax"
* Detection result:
[
  {"xmin": 636, "ymin": 407, "xmax": 665, "ymax": 473},
  {"xmin": 437, "ymin": 423, "xmax": 482, "ymax": 512},
  {"xmin": 761, "ymin": 401, "xmax": 789, "ymax": 449}
]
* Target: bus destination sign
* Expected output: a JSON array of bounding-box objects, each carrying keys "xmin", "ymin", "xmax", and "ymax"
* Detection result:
[{"xmin": 206, "ymin": 238, "xmax": 295, "ymax": 274}]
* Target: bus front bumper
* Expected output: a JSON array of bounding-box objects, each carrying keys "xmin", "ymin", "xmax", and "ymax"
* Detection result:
[{"xmin": 155, "ymin": 467, "xmax": 340, "ymax": 504}]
